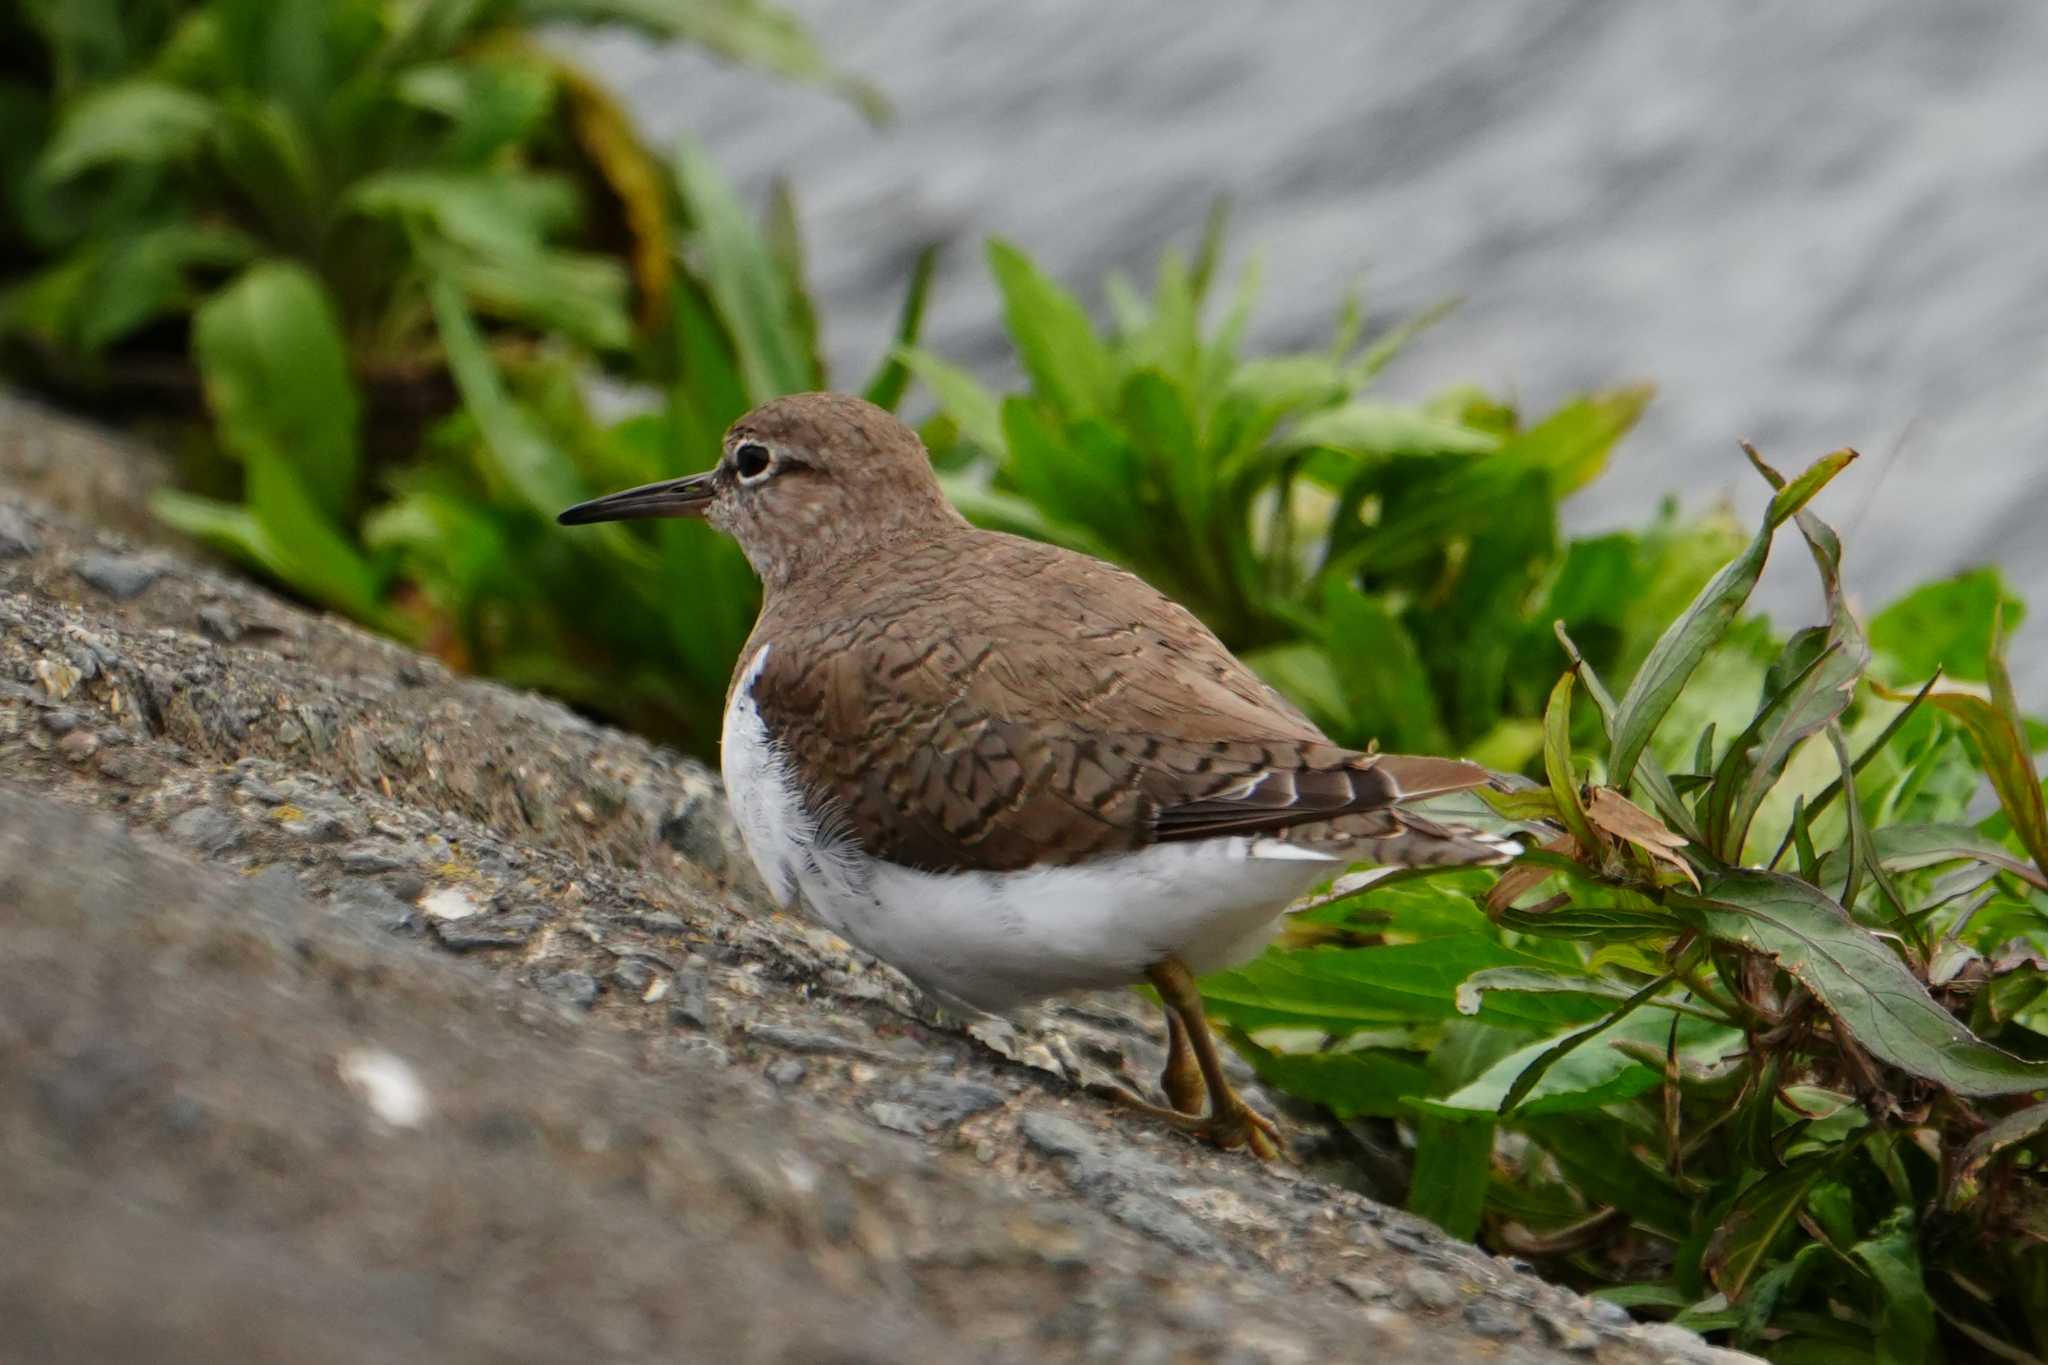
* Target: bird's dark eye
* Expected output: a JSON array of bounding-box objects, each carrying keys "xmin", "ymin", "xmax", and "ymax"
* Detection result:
[{"xmin": 732, "ymin": 441, "xmax": 773, "ymax": 481}]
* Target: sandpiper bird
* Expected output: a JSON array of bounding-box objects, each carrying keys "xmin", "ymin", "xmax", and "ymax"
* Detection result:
[{"xmin": 560, "ymin": 392, "xmax": 1516, "ymax": 1157}]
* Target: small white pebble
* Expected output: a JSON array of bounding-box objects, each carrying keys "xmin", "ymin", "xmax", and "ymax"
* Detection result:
[
  {"xmin": 338, "ymin": 1048, "xmax": 430, "ymax": 1129},
  {"xmin": 643, "ymin": 976, "xmax": 671, "ymax": 1004},
  {"xmin": 419, "ymin": 886, "xmax": 480, "ymax": 920}
]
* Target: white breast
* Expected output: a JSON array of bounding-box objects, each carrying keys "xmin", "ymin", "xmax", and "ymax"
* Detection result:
[{"xmin": 719, "ymin": 644, "xmax": 1334, "ymax": 1013}]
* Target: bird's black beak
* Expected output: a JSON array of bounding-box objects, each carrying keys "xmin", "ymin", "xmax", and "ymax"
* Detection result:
[{"xmin": 557, "ymin": 472, "xmax": 716, "ymax": 525}]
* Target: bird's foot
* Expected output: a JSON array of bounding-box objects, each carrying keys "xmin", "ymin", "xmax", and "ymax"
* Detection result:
[{"xmin": 1090, "ymin": 1083, "xmax": 1286, "ymax": 1161}]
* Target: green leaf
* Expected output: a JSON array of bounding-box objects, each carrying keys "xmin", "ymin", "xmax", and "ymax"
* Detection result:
[
  {"xmin": 429, "ymin": 277, "xmax": 586, "ymax": 520},
  {"xmin": 1201, "ymin": 937, "xmax": 1607, "ymax": 1035},
  {"xmin": 1877, "ymin": 611, "xmax": 2048, "ymax": 886},
  {"xmin": 1704, "ymin": 495, "xmax": 1870, "ymax": 859},
  {"xmin": 987, "ymin": 238, "xmax": 1115, "ymax": 419},
  {"xmin": 150, "ymin": 489, "xmax": 290, "ymax": 582},
  {"xmin": 1849, "ymin": 1211, "xmax": 1936, "ymax": 1365},
  {"xmin": 1608, "ymin": 447, "xmax": 1856, "ymax": 788},
  {"xmin": 1229, "ymin": 1032, "xmax": 1430, "ymax": 1120},
  {"xmin": 1819, "ymin": 821, "xmax": 2048, "ymax": 900},
  {"xmin": 1408, "ymin": 1115, "xmax": 1494, "ymax": 1239},
  {"xmin": 242, "ymin": 449, "xmax": 386, "ymax": 621},
  {"xmin": 1949, "ymin": 1099, "xmax": 2048, "ymax": 1207},
  {"xmin": 1704, "ymin": 1155, "xmax": 1842, "ymax": 1299},
  {"xmin": 1472, "ymin": 975, "xmax": 1679, "ymax": 1117},
  {"xmin": 1871, "ymin": 566, "xmax": 2025, "ymax": 685},
  {"xmin": 1453, "ymin": 967, "xmax": 1642, "ymax": 1018},
  {"xmin": 1521, "ymin": 1114, "xmax": 1694, "ymax": 1240},
  {"xmin": 1496, "ymin": 384, "xmax": 1652, "ymax": 495},
  {"xmin": 1543, "ymin": 671, "xmax": 1598, "ymax": 852},
  {"xmin": 1283, "ymin": 402, "xmax": 1498, "ymax": 458},
  {"xmin": 394, "ymin": 56, "xmax": 557, "ymax": 165},
  {"xmin": 39, "ymin": 79, "xmax": 216, "ymax": 180},
  {"xmin": 193, "ymin": 262, "xmax": 359, "ymax": 521},
  {"xmin": 2, "ymin": 223, "xmax": 252, "ymax": 355},
  {"xmin": 1319, "ymin": 581, "xmax": 1448, "ymax": 752},
  {"xmin": 897, "ymin": 345, "xmax": 1004, "ymax": 454},
  {"xmin": 860, "ymin": 244, "xmax": 939, "ymax": 411},
  {"xmin": 355, "ymin": 170, "xmax": 633, "ymax": 351},
  {"xmin": 1674, "ymin": 870, "xmax": 2048, "ymax": 1096},
  {"xmin": 674, "ymin": 135, "xmax": 816, "ymax": 398}
]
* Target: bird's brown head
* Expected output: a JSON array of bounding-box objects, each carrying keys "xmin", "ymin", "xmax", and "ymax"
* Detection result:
[{"xmin": 556, "ymin": 392, "xmax": 965, "ymax": 589}]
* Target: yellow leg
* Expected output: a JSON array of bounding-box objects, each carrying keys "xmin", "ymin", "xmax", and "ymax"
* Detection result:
[
  {"xmin": 1095, "ymin": 958, "xmax": 1285, "ymax": 1160},
  {"xmin": 1161, "ymin": 1009, "xmax": 1207, "ymax": 1115}
]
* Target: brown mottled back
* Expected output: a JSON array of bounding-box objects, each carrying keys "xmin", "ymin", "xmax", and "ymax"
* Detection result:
[{"xmin": 739, "ymin": 496, "xmax": 1488, "ymax": 873}]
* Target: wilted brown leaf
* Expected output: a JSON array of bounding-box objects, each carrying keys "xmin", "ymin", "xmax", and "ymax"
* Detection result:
[
  {"xmin": 1483, "ymin": 833, "xmax": 1581, "ymax": 916},
  {"xmin": 1586, "ymin": 786, "xmax": 1699, "ymax": 889}
]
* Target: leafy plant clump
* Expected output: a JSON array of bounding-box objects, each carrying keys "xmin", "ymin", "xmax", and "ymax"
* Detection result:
[
  {"xmin": 903, "ymin": 215, "xmax": 1718, "ymax": 772},
  {"xmin": 0, "ymin": 0, "xmax": 871, "ymax": 401},
  {"xmin": 1208, "ymin": 445, "xmax": 2048, "ymax": 1361}
]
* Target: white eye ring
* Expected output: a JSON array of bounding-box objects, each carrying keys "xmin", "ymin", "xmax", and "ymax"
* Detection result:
[{"xmin": 733, "ymin": 441, "xmax": 774, "ymax": 483}]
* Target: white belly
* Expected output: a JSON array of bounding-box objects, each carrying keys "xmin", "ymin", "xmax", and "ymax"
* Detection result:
[{"xmin": 720, "ymin": 645, "xmax": 1333, "ymax": 1012}]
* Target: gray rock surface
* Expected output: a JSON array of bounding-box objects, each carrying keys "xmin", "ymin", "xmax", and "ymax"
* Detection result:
[
  {"xmin": 0, "ymin": 407, "xmax": 1759, "ymax": 1361},
  {"xmin": 574, "ymin": 1, "xmax": 2048, "ymax": 686}
]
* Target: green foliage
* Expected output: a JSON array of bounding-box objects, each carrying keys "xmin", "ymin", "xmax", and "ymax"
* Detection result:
[
  {"xmin": 0, "ymin": 0, "xmax": 864, "ymax": 385},
  {"xmin": 1214, "ymin": 448, "xmax": 2048, "ymax": 1361},
  {"xmin": 905, "ymin": 222, "xmax": 1672, "ymax": 767}
]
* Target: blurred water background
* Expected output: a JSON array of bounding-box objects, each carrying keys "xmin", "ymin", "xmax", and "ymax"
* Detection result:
[{"xmin": 574, "ymin": 1, "xmax": 2048, "ymax": 681}]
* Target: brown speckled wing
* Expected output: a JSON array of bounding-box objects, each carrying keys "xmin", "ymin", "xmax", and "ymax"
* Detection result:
[{"xmin": 736, "ymin": 531, "xmax": 1492, "ymax": 874}]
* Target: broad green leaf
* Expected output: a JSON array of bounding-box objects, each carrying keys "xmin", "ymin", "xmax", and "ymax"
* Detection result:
[
  {"xmin": 898, "ymin": 345, "xmax": 1004, "ymax": 454},
  {"xmin": 1423, "ymin": 1004, "xmax": 1698, "ymax": 1120},
  {"xmin": 193, "ymin": 262, "xmax": 359, "ymax": 521},
  {"xmin": 1871, "ymin": 566, "xmax": 2024, "ymax": 685},
  {"xmin": 1849, "ymin": 1211, "xmax": 1936, "ymax": 1365},
  {"xmin": 1201, "ymin": 937, "xmax": 1606, "ymax": 1034},
  {"xmin": 394, "ymin": 56, "xmax": 557, "ymax": 165},
  {"xmin": 1674, "ymin": 871, "xmax": 2048, "ymax": 1096},
  {"xmin": 1453, "ymin": 967, "xmax": 1641, "ymax": 1018},
  {"xmin": 1496, "ymin": 383, "xmax": 1651, "ymax": 495},
  {"xmin": 674, "ymin": 135, "xmax": 815, "ymax": 397},
  {"xmin": 1608, "ymin": 447, "xmax": 1856, "ymax": 787},
  {"xmin": 1283, "ymin": 401, "xmax": 1497, "ymax": 458},
  {"xmin": 1222, "ymin": 356, "xmax": 1344, "ymax": 416},
  {"xmin": 242, "ymin": 451, "xmax": 386, "ymax": 621},
  {"xmin": 5, "ymin": 224, "xmax": 252, "ymax": 355},
  {"xmin": 348, "ymin": 169, "xmax": 581, "ymax": 255},
  {"xmin": 1319, "ymin": 581, "xmax": 1447, "ymax": 753},
  {"xmin": 987, "ymin": 238, "xmax": 1115, "ymax": 419},
  {"xmin": 150, "ymin": 489, "xmax": 289, "ymax": 582},
  {"xmin": 1229, "ymin": 1033, "xmax": 1429, "ymax": 1119},
  {"xmin": 1408, "ymin": 1115, "xmax": 1493, "ymax": 1239},
  {"xmin": 1704, "ymin": 1154, "xmax": 1842, "ymax": 1299},
  {"xmin": 39, "ymin": 79, "xmax": 215, "ymax": 180}
]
